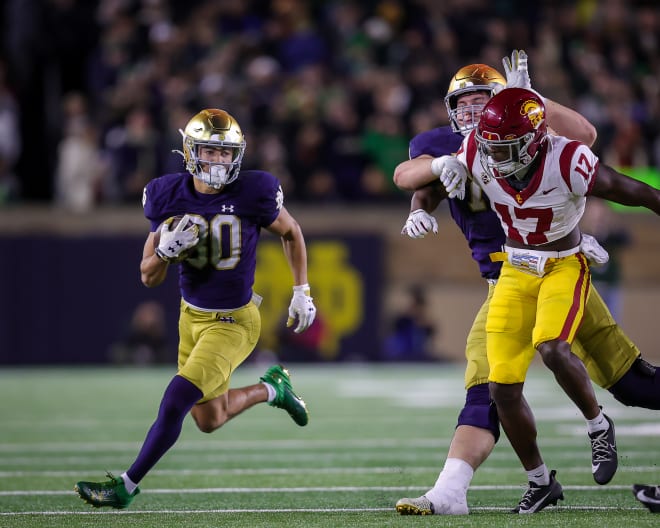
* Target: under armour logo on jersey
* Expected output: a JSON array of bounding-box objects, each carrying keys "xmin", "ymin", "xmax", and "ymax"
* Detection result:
[{"xmin": 221, "ymin": 205, "xmax": 235, "ymax": 213}]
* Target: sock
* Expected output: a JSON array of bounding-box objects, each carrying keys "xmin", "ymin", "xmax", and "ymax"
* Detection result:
[
  {"xmin": 120, "ymin": 472, "xmax": 139, "ymax": 495},
  {"xmin": 426, "ymin": 458, "xmax": 473, "ymax": 504},
  {"xmin": 527, "ymin": 464, "xmax": 549, "ymax": 486},
  {"xmin": 262, "ymin": 381, "xmax": 276, "ymax": 402},
  {"xmin": 586, "ymin": 410, "xmax": 608, "ymax": 435},
  {"xmin": 126, "ymin": 375, "xmax": 203, "ymax": 484}
]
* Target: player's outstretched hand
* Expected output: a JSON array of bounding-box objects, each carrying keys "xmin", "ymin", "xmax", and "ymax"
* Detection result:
[{"xmin": 503, "ymin": 49, "xmax": 531, "ymax": 90}]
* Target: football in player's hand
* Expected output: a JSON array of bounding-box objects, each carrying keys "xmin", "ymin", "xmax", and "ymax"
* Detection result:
[
  {"xmin": 153, "ymin": 215, "xmax": 184, "ymax": 247},
  {"xmin": 153, "ymin": 215, "xmax": 200, "ymax": 262},
  {"xmin": 163, "ymin": 214, "xmax": 193, "ymax": 232}
]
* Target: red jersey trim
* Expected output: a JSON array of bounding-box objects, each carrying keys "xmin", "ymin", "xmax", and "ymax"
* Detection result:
[
  {"xmin": 559, "ymin": 253, "xmax": 590, "ymax": 341},
  {"xmin": 558, "ymin": 140, "xmax": 582, "ymax": 191}
]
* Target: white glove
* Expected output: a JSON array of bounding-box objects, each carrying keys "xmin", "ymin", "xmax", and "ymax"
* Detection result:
[
  {"xmin": 503, "ymin": 49, "xmax": 531, "ymax": 90},
  {"xmin": 431, "ymin": 155, "xmax": 467, "ymax": 200},
  {"xmin": 580, "ymin": 233, "xmax": 610, "ymax": 266},
  {"xmin": 401, "ymin": 209, "xmax": 438, "ymax": 239},
  {"xmin": 287, "ymin": 284, "xmax": 317, "ymax": 333},
  {"xmin": 156, "ymin": 214, "xmax": 199, "ymax": 263}
]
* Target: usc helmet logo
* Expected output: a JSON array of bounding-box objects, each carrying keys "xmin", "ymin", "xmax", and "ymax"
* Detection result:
[{"xmin": 521, "ymin": 99, "xmax": 544, "ymax": 129}]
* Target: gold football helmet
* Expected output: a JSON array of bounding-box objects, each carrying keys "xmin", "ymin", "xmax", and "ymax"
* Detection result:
[
  {"xmin": 445, "ymin": 64, "xmax": 506, "ymax": 136},
  {"xmin": 178, "ymin": 108, "xmax": 246, "ymax": 188}
]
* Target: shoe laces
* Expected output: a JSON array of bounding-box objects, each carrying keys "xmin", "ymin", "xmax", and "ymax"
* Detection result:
[
  {"xmin": 518, "ymin": 481, "xmax": 543, "ymax": 510},
  {"xmin": 590, "ymin": 430, "xmax": 613, "ymax": 462},
  {"xmin": 103, "ymin": 471, "xmax": 121, "ymax": 487}
]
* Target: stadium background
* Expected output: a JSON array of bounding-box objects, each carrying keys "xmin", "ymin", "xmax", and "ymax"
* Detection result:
[{"xmin": 0, "ymin": 0, "xmax": 659, "ymax": 364}]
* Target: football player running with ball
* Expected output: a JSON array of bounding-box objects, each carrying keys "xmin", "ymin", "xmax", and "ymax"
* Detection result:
[
  {"xmin": 394, "ymin": 51, "xmax": 660, "ymax": 515},
  {"xmin": 75, "ymin": 108, "xmax": 317, "ymax": 509}
]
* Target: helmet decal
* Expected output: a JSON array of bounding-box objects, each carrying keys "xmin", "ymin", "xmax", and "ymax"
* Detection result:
[{"xmin": 521, "ymin": 99, "xmax": 544, "ymax": 129}]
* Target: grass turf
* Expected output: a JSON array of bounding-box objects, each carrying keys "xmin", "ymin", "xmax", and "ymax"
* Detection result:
[{"xmin": 0, "ymin": 364, "xmax": 658, "ymax": 527}]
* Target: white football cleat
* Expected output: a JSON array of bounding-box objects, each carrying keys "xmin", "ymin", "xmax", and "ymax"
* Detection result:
[
  {"xmin": 396, "ymin": 489, "xmax": 469, "ymax": 515},
  {"xmin": 396, "ymin": 495, "xmax": 433, "ymax": 515}
]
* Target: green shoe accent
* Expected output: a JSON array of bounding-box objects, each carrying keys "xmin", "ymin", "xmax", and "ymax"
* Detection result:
[
  {"xmin": 260, "ymin": 364, "xmax": 309, "ymax": 426},
  {"xmin": 74, "ymin": 472, "xmax": 140, "ymax": 509}
]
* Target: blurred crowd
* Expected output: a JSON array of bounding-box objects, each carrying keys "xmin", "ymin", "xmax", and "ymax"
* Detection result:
[{"xmin": 0, "ymin": 0, "xmax": 658, "ymax": 210}]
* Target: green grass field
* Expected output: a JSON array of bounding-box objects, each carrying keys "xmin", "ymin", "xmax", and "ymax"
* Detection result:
[{"xmin": 0, "ymin": 364, "xmax": 658, "ymax": 527}]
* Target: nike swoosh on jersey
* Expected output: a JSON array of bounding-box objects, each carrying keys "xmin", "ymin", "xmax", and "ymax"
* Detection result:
[
  {"xmin": 637, "ymin": 489, "xmax": 660, "ymax": 505},
  {"xmin": 541, "ymin": 187, "xmax": 558, "ymax": 195}
]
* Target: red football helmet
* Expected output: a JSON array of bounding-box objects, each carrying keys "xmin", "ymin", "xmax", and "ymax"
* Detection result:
[{"xmin": 475, "ymin": 88, "xmax": 547, "ymax": 179}]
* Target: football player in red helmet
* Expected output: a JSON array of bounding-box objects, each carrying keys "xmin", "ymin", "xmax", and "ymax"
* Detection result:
[
  {"xmin": 394, "ymin": 50, "xmax": 659, "ymax": 516},
  {"xmin": 450, "ymin": 85, "xmax": 660, "ymax": 508}
]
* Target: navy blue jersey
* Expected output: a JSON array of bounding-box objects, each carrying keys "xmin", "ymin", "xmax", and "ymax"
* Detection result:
[
  {"xmin": 409, "ymin": 126, "xmax": 504, "ymax": 280},
  {"xmin": 143, "ymin": 170, "xmax": 282, "ymax": 309}
]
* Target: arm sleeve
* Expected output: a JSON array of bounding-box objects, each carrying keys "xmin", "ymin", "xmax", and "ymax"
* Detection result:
[{"xmin": 142, "ymin": 181, "xmax": 163, "ymax": 231}]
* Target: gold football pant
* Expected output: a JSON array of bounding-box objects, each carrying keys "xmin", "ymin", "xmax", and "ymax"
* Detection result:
[{"xmin": 177, "ymin": 299, "xmax": 261, "ymax": 403}]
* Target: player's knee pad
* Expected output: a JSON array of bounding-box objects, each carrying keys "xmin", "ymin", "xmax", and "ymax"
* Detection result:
[
  {"xmin": 456, "ymin": 383, "xmax": 500, "ymax": 442},
  {"xmin": 608, "ymin": 358, "xmax": 660, "ymax": 410}
]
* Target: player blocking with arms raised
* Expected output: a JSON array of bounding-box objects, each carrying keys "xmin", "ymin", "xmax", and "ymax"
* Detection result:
[
  {"xmin": 394, "ymin": 51, "xmax": 659, "ymax": 515},
  {"xmin": 75, "ymin": 108, "xmax": 317, "ymax": 509}
]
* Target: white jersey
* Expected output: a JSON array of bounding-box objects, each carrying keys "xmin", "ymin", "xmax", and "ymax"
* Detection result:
[{"xmin": 456, "ymin": 132, "xmax": 600, "ymax": 246}]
